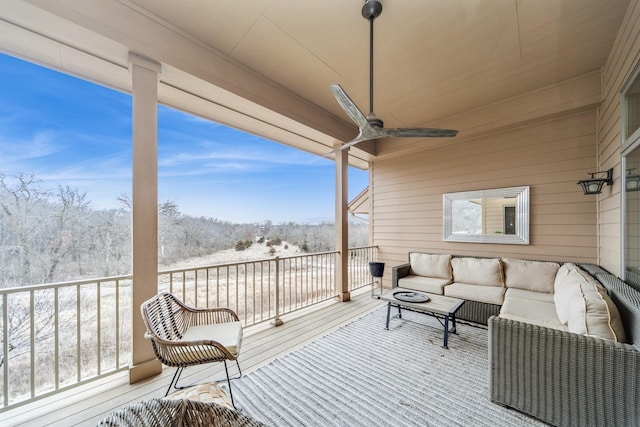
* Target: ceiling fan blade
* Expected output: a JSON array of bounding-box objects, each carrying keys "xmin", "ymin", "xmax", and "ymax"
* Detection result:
[
  {"xmin": 323, "ymin": 137, "xmax": 368, "ymax": 157},
  {"xmin": 325, "ymin": 125, "xmax": 458, "ymax": 156},
  {"xmin": 330, "ymin": 84, "xmax": 370, "ymax": 129},
  {"xmin": 380, "ymin": 127, "xmax": 459, "ymax": 138},
  {"xmin": 323, "ymin": 119, "xmax": 388, "ymax": 156}
]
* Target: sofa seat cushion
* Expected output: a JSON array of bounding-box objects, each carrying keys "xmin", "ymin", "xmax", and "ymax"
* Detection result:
[
  {"xmin": 502, "ymin": 258, "xmax": 559, "ymax": 293},
  {"xmin": 451, "ymin": 257, "xmax": 503, "ymax": 287},
  {"xmin": 505, "ymin": 288, "xmax": 554, "ymax": 302},
  {"xmin": 444, "ymin": 282, "xmax": 504, "ymax": 305},
  {"xmin": 409, "ymin": 253, "xmax": 452, "ymax": 280},
  {"xmin": 397, "ymin": 275, "xmax": 451, "ymax": 295},
  {"xmin": 500, "ymin": 296, "xmax": 568, "ymax": 331}
]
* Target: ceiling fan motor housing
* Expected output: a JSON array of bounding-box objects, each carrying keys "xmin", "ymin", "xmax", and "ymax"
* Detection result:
[
  {"xmin": 366, "ymin": 114, "xmax": 384, "ymax": 128},
  {"xmin": 362, "ymin": 0, "xmax": 383, "ymax": 20}
]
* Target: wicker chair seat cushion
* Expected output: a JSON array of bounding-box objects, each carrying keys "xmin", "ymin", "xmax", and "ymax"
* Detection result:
[
  {"xmin": 165, "ymin": 382, "xmax": 233, "ymax": 409},
  {"xmin": 181, "ymin": 322, "xmax": 242, "ymax": 356},
  {"xmin": 397, "ymin": 275, "xmax": 451, "ymax": 294}
]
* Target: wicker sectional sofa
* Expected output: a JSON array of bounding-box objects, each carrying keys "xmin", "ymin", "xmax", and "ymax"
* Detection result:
[{"xmin": 392, "ymin": 253, "xmax": 640, "ymax": 427}]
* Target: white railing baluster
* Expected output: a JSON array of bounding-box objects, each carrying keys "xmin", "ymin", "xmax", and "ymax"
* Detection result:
[
  {"xmin": 54, "ymin": 287, "xmax": 59, "ymax": 389},
  {"xmin": 252, "ymin": 263, "xmax": 256, "ymax": 325},
  {"xmin": 96, "ymin": 282, "xmax": 101, "ymax": 376},
  {"xmin": 76, "ymin": 285, "xmax": 81, "ymax": 383},
  {"xmin": 205, "ymin": 268, "xmax": 210, "ymax": 307},
  {"xmin": 115, "ymin": 279, "xmax": 120, "ymax": 369},
  {"xmin": 181, "ymin": 271, "xmax": 186, "ymax": 304},
  {"xmin": 243, "ymin": 264, "xmax": 247, "ymax": 324},
  {"xmin": 193, "ymin": 269, "xmax": 198, "ymax": 308},
  {"xmin": 216, "ymin": 268, "xmax": 220, "ymax": 307},
  {"xmin": 268, "ymin": 261, "xmax": 272, "ymax": 319},
  {"xmin": 29, "ymin": 290, "xmax": 34, "ymax": 398},
  {"xmin": 2, "ymin": 294, "xmax": 8, "ymax": 407}
]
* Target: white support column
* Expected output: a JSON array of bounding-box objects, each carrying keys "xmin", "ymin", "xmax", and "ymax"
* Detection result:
[
  {"xmin": 335, "ymin": 147, "xmax": 350, "ymax": 302},
  {"xmin": 128, "ymin": 52, "xmax": 162, "ymax": 383}
]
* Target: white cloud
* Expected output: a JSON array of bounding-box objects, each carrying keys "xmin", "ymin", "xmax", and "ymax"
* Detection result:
[{"xmin": 0, "ymin": 130, "xmax": 63, "ymax": 163}]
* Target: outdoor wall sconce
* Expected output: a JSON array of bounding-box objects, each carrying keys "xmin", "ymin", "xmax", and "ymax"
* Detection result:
[
  {"xmin": 626, "ymin": 169, "xmax": 640, "ymax": 192},
  {"xmin": 577, "ymin": 168, "xmax": 614, "ymax": 195}
]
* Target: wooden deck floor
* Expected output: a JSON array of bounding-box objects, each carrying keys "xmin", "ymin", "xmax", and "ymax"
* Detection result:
[{"xmin": 1, "ymin": 288, "xmax": 383, "ymax": 427}]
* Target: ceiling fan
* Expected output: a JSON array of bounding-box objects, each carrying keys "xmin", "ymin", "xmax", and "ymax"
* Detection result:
[{"xmin": 329, "ymin": 0, "xmax": 458, "ymax": 153}]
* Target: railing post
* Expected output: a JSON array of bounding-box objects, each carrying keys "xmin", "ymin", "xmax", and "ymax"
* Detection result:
[
  {"xmin": 271, "ymin": 256, "xmax": 283, "ymax": 326},
  {"xmin": 3, "ymin": 294, "xmax": 9, "ymax": 407}
]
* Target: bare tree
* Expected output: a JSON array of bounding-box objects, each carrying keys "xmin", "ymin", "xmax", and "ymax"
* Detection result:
[{"xmin": 0, "ymin": 173, "xmax": 49, "ymax": 286}]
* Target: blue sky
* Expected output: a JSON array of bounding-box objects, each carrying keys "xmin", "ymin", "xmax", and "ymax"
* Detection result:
[{"xmin": 0, "ymin": 53, "xmax": 368, "ymax": 223}]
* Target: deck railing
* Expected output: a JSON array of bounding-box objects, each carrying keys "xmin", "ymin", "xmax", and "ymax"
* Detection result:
[{"xmin": 0, "ymin": 246, "xmax": 377, "ymax": 409}]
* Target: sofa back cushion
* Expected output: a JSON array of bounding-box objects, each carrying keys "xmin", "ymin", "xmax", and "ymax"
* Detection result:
[
  {"xmin": 409, "ymin": 253, "xmax": 452, "ymax": 280},
  {"xmin": 502, "ymin": 258, "xmax": 560, "ymax": 293},
  {"xmin": 451, "ymin": 257, "xmax": 503, "ymax": 287},
  {"xmin": 566, "ymin": 281, "xmax": 627, "ymax": 342}
]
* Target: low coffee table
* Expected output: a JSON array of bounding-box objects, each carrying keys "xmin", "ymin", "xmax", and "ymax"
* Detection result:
[{"xmin": 380, "ymin": 287, "xmax": 465, "ymax": 349}]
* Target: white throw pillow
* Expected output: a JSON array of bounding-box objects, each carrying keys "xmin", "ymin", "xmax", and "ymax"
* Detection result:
[
  {"xmin": 553, "ymin": 263, "xmax": 578, "ymax": 295},
  {"xmin": 409, "ymin": 253, "xmax": 452, "ymax": 279},
  {"xmin": 565, "ymin": 281, "xmax": 626, "ymax": 342},
  {"xmin": 451, "ymin": 257, "xmax": 503, "ymax": 287},
  {"xmin": 503, "ymin": 258, "xmax": 560, "ymax": 293},
  {"xmin": 554, "ymin": 267, "xmax": 582, "ymax": 322}
]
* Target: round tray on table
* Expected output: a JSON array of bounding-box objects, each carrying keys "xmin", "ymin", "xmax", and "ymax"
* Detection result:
[{"xmin": 393, "ymin": 290, "xmax": 430, "ymax": 303}]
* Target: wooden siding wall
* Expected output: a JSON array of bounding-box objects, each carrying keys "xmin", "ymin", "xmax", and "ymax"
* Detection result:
[
  {"xmin": 598, "ymin": 0, "xmax": 640, "ymax": 276},
  {"xmin": 371, "ymin": 110, "xmax": 598, "ymax": 282}
]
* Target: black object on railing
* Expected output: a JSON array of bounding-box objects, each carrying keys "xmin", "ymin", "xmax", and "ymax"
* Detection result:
[{"xmin": 369, "ymin": 262, "xmax": 385, "ymax": 278}]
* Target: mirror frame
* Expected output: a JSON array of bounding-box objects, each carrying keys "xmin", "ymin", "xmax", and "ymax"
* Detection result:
[{"xmin": 443, "ymin": 186, "xmax": 530, "ymax": 245}]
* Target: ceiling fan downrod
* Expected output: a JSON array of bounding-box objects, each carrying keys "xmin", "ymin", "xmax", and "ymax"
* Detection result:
[
  {"xmin": 324, "ymin": 0, "xmax": 458, "ymax": 155},
  {"xmin": 362, "ymin": 0, "xmax": 383, "ymax": 128}
]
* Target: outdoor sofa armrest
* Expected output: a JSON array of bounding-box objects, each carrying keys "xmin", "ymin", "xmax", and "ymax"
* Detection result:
[
  {"xmin": 488, "ymin": 315, "xmax": 640, "ymax": 427},
  {"xmin": 392, "ymin": 263, "xmax": 411, "ymax": 288}
]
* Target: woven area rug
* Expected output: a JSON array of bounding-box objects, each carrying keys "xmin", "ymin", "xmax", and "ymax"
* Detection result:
[{"xmin": 233, "ymin": 307, "xmax": 548, "ymax": 426}]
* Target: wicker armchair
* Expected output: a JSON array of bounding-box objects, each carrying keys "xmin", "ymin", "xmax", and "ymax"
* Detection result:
[
  {"xmin": 141, "ymin": 292, "xmax": 243, "ymax": 406},
  {"xmin": 97, "ymin": 398, "xmax": 266, "ymax": 427}
]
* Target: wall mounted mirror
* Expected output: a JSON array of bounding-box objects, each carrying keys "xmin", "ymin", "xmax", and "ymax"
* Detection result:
[{"xmin": 443, "ymin": 186, "xmax": 530, "ymax": 244}]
